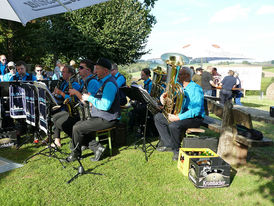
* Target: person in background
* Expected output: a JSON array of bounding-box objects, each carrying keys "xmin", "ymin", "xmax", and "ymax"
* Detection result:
[
  {"xmin": 219, "ymin": 70, "xmax": 237, "ymax": 105},
  {"xmin": 10, "ymin": 61, "xmax": 37, "ymax": 81},
  {"xmin": 201, "ymin": 66, "xmax": 215, "ymax": 96},
  {"xmin": 190, "ymin": 66, "xmax": 195, "ymax": 76},
  {"xmin": 3, "ymin": 61, "xmax": 17, "ymax": 81},
  {"xmin": 52, "ymin": 60, "xmax": 62, "ymax": 80},
  {"xmin": 192, "ymin": 67, "xmax": 203, "ymax": 86},
  {"xmin": 233, "ymin": 72, "xmax": 243, "ymax": 105},
  {"xmin": 0, "ymin": 54, "xmax": 7, "ymax": 76},
  {"xmin": 154, "ymin": 67, "xmax": 205, "ymax": 161},
  {"xmin": 141, "ymin": 68, "xmax": 152, "ymax": 94},
  {"xmin": 111, "ymin": 63, "xmax": 127, "ymax": 106},
  {"xmin": 35, "ymin": 64, "xmax": 48, "ymax": 80},
  {"xmin": 211, "ymin": 67, "xmax": 222, "ymax": 97}
]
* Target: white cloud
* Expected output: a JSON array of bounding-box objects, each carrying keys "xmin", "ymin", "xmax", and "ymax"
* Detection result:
[
  {"xmin": 209, "ymin": 4, "xmax": 250, "ymax": 23},
  {"xmin": 256, "ymin": 5, "xmax": 274, "ymax": 15},
  {"xmin": 172, "ymin": 17, "xmax": 191, "ymax": 25}
]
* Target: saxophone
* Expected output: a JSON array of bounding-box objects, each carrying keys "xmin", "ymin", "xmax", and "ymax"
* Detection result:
[
  {"xmin": 162, "ymin": 56, "xmax": 184, "ymax": 122},
  {"xmin": 78, "ymin": 74, "xmax": 97, "ymax": 120},
  {"xmin": 64, "ymin": 72, "xmax": 79, "ymax": 117}
]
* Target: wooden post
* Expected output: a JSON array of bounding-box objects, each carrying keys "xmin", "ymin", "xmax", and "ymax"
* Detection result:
[{"xmin": 217, "ymin": 102, "xmax": 247, "ymax": 165}]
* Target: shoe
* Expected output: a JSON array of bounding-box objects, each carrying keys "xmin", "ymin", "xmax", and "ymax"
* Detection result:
[
  {"xmin": 81, "ymin": 145, "xmax": 88, "ymax": 151},
  {"xmin": 172, "ymin": 152, "xmax": 179, "ymax": 161},
  {"xmin": 66, "ymin": 154, "xmax": 79, "ymax": 162},
  {"xmin": 90, "ymin": 146, "xmax": 105, "ymax": 162},
  {"xmin": 156, "ymin": 146, "xmax": 172, "ymax": 152}
]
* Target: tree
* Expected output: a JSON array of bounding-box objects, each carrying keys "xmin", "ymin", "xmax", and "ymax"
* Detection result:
[{"xmin": 0, "ymin": 0, "xmax": 157, "ymax": 67}]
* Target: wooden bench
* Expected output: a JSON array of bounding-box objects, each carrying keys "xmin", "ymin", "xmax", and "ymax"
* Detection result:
[{"xmin": 202, "ymin": 98, "xmax": 273, "ymax": 165}]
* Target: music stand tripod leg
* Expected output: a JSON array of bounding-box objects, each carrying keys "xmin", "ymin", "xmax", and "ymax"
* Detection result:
[{"xmin": 67, "ymin": 158, "xmax": 103, "ymax": 184}]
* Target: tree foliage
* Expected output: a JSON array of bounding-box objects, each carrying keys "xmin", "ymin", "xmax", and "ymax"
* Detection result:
[{"xmin": 0, "ymin": 0, "xmax": 157, "ymax": 69}]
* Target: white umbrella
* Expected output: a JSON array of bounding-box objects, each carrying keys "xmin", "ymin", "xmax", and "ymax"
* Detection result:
[{"xmin": 0, "ymin": 0, "xmax": 109, "ymax": 26}]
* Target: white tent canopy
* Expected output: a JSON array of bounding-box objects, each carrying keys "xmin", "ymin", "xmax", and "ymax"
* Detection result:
[{"xmin": 0, "ymin": 0, "xmax": 109, "ymax": 26}]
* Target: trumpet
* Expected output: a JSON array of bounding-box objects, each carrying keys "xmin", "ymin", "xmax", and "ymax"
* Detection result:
[{"xmin": 64, "ymin": 72, "xmax": 79, "ymax": 116}]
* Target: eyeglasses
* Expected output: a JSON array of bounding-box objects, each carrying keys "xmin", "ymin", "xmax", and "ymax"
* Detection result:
[
  {"xmin": 79, "ymin": 66, "xmax": 85, "ymax": 70},
  {"xmin": 1, "ymin": 59, "xmax": 7, "ymax": 61},
  {"xmin": 36, "ymin": 70, "xmax": 43, "ymax": 72},
  {"xmin": 9, "ymin": 66, "xmax": 16, "ymax": 70}
]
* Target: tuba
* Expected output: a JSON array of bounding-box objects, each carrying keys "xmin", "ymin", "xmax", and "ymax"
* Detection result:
[
  {"xmin": 150, "ymin": 66, "xmax": 166, "ymax": 99},
  {"xmin": 162, "ymin": 55, "xmax": 184, "ymax": 122}
]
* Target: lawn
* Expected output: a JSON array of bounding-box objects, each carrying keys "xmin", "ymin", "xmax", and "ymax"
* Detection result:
[{"xmin": 0, "ymin": 96, "xmax": 273, "ymax": 206}]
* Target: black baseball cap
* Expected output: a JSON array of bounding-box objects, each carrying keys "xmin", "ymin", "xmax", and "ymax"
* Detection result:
[{"xmin": 96, "ymin": 57, "xmax": 112, "ymax": 70}]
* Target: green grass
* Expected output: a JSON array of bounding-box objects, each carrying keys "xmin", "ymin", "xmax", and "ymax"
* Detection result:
[
  {"xmin": 241, "ymin": 95, "xmax": 274, "ymax": 111},
  {"xmin": 263, "ymin": 66, "xmax": 274, "ymax": 73}
]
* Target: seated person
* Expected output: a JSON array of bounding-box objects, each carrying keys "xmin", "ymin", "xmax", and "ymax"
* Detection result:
[
  {"xmin": 111, "ymin": 63, "xmax": 127, "ymax": 106},
  {"xmin": 154, "ymin": 67, "xmax": 205, "ymax": 161},
  {"xmin": 66, "ymin": 57, "xmax": 120, "ymax": 162},
  {"xmin": 128, "ymin": 68, "xmax": 157, "ymax": 137},
  {"xmin": 10, "ymin": 60, "xmax": 37, "ymax": 81},
  {"xmin": 34, "ymin": 64, "xmax": 48, "ymax": 80},
  {"xmin": 51, "ymin": 65, "xmax": 83, "ymax": 147}
]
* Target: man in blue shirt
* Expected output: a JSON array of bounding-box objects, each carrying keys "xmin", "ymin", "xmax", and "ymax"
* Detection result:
[
  {"xmin": 51, "ymin": 61, "xmax": 95, "ymax": 148},
  {"xmin": 111, "ymin": 63, "xmax": 127, "ymax": 105},
  {"xmin": 10, "ymin": 61, "xmax": 37, "ymax": 81},
  {"xmin": 66, "ymin": 57, "xmax": 120, "ymax": 162},
  {"xmin": 154, "ymin": 67, "xmax": 205, "ymax": 161},
  {"xmin": 0, "ymin": 55, "xmax": 7, "ymax": 75}
]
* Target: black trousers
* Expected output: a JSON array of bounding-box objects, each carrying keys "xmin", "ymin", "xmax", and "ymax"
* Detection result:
[
  {"xmin": 71, "ymin": 117, "xmax": 117, "ymax": 156},
  {"xmin": 52, "ymin": 111, "xmax": 80, "ymax": 139},
  {"xmin": 154, "ymin": 113, "xmax": 203, "ymax": 152},
  {"xmin": 220, "ymin": 89, "xmax": 232, "ymax": 105}
]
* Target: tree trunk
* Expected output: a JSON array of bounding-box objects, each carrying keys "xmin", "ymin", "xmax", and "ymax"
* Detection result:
[{"xmin": 217, "ymin": 102, "xmax": 247, "ymax": 165}]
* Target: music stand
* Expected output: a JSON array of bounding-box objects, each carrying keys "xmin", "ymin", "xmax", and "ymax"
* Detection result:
[
  {"xmin": 24, "ymin": 82, "xmax": 66, "ymax": 168},
  {"xmin": 122, "ymin": 85, "xmax": 158, "ymax": 161}
]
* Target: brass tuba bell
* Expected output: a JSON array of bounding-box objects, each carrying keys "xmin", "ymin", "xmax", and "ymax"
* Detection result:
[{"xmin": 162, "ymin": 55, "xmax": 184, "ymax": 122}]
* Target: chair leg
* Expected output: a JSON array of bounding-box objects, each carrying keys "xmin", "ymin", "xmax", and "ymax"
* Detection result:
[{"xmin": 108, "ymin": 131, "xmax": 112, "ymax": 156}]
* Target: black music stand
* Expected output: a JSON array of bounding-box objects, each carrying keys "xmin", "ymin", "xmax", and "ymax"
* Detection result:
[
  {"xmin": 24, "ymin": 82, "xmax": 66, "ymax": 168},
  {"xmin": 122, "ymin": 85, "xmax": 157, "ymax": 161}
]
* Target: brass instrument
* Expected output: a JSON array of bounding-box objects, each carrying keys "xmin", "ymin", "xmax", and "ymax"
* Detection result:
[
  {"xmin": 163, "ymin": 55, "xmax": 184, "ymax": 122},
  {"xmin": 151, "ymin": 66, "xmax": 166, "ymax": 99}
]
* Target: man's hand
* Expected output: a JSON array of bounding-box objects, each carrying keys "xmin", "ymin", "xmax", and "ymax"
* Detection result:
[
  {"xmin": 160, "ymin": 92, "xmax": 167, "ymax": 105},
  {"xmin": 168, "ymin": 114, "xmax": 180, "ymax": 122},
  {"xmin": 53, "ymin": 88, "xmax": 63, "ymax": 96},
  {"xmin": 82, "ymin": 93, "xmax": 90, "ymax": 102}
]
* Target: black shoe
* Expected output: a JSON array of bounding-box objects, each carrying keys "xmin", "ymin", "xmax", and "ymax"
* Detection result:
[
  {"xmin": 66, "ymin": 154, "xmax": 79, "ymax": 162},
  {"xmin": 156, "ymin": 146, "xmax": 172, "ymax": 152},
  {"xmin": 90, "ymin": 146, "xmax": 105, "ymax": 162}
]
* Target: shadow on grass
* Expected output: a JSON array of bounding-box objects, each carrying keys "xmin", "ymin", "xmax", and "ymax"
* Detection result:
[{"xmin": 238, "ymin": 146, "xmax": 274, "ymax": 204}]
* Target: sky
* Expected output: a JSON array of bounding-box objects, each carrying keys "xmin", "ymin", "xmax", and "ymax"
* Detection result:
[{"xmin": 141, "ymin": 0, "xmax": 274, "ymax": 61}]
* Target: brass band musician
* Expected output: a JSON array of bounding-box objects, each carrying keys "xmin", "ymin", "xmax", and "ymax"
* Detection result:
[
  {"xmin": 66, "ymin": 58, "xmax": 121, "ymax": 162},
  {"xmin": 51, "ymin": 65, "xmax": 81, "ymax": 147},
  {"xmin": 154, "ymin": 67, "xmax": 205, "ymax": 161}
]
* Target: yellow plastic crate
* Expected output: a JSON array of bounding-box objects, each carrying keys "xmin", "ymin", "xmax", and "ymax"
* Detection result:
[{"xmin": 177, "ymin": 148, "xmax": 219, "ymax": 176}]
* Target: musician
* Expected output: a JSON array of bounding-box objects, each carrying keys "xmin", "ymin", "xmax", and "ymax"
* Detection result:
[
  {"xmin": 128, "ymin": 68, "xmax": 157, "ymax": 137},
  {"xmin": 10, "ymin": 60, "xmax": 37, "ymax": 81},
  {"xmin": 34, "ymin": 64, "xmax": 48, "ymax": 80},
  {"xmin": 66, "ymin": 57, "xmax": 120, "ymax": 162},
  {"xmin": 111, "ymin": 63, "xmax": 127, "ymax": 105},
  {"xmin": 3, "ymin": 61, "xmax": 17, "ymax": 81},
  {"xmin": 141, "ymin": 68, "xmax": 152, "ymax": 94},
  {"xmin": 154, "ymin": 67, "xmax": 205, "ymax": 161},
  {"xmin": 53, "ymin": 65, "xmax": 80, "ymax": 104},
  {"xmin": 51, "ymin": 65, "xmax": 83, "ymax": 147}
]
